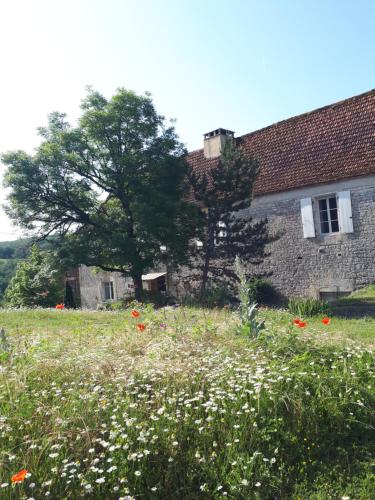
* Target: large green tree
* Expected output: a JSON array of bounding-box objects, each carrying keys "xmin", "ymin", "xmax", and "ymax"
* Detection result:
[
  {"xmin": 4, "ymin": 245, "xmax": 64, "ymax": 307},
  {"xmin": 2, "ymin": 88, "xmax": 198, "ymax": 299},
  {"xmin": 187, "ymin": 140, "xmax": 271, "ymax": 293}
]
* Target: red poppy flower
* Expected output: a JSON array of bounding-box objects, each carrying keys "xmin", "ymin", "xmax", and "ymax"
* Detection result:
[
  {"xmin": 297, "ymin": 321, "xmax": 307, "ymax": 328},
  {"xmin": 11, "ymin": 469, "xmax": 28, "ymax": 483},
  {"xmin": 293, "ymin": 319, "xmax": 301, "ymax": 325},
  {"xmin": 136, "ymin": 323, "xmax": 146, "ymax": 331},
  {"xmin": 55, "ymin": 303, "xmax": 64, "ymax": 310},
  {"xmin": 131, "ymin": 309, "xmax": 140, "ymax": 318},
  {"xmin": 321, "ymin": 317, "xmax": 331, "ymax": 325}
]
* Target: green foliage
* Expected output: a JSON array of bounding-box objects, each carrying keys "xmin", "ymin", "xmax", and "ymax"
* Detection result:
[
  {"xmin": 0, "ymin": 328, "xmax": 10, "ymax": 362},
  {"xmin": 187, "ymin": 140, "xmax": 271, "ymax": 292},
  {"xmin": 235, "ymin": 256, "xmax": 265, "ymax": 337},
  {"xmin": 2, "ymin": 88, "xmax": 199, "ymax": 299},
  {"xmin": 0, "ymin": 259, "xmax": 18, "ymax": 299},
  {"xmin": 247, "ymin": 277, "xmax": 279, "ymax": 305},
  {"xmin": 135, "ymin": 290, "xmax": 175, "ymax": 308},
  {"xmin": 0, "ymin": 327, "xmax": 9, "ymax": 351},
  {"xmin": 0, "ymin": 308, "xmax": 373, "ymax": 498},
  {"xmin": 336, "ymin": 284, "xmax": 375, "ymax": 305},
  {"xmin": 0, "ymin": 238, "xmax": 30, "ymax": 259},
  {"xmin": 4, "ymin": 245, "xmax": 64, "ymax": 307},
  {"xmin": 195, "ymin": 283, "xmax": 232, "ymax": 308},
  {"xmin": 288, "ymin": 297, "xmax": 330, "ymax": 317},
  {"xmin": 182, "ymin": 282, "xmax": 232, "ymax": 308},
  {"xmin": 99, "ymin": 291, "xmax": 174, "ymax": 310}
]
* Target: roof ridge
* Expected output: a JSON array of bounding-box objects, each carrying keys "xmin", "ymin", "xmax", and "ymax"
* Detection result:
[
  {"xmin": 238, "ymin": 88, "xmax": 375, "ymax": 143},
  {"xmin": 187, "ymin": 88, "xmax": 375, "ymax": 154}
]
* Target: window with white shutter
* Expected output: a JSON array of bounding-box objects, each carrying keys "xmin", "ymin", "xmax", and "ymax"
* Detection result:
[
  {"xmin": 300, "ymin": 197, "xmax": 316, "ymax": 238},
  {"xmin": 318, "ymin": 195, "xmax": 339, "ymax": 234},
  {"xmin": 337, "ymin": 190, "xmax": 354, "ymax": 233}
]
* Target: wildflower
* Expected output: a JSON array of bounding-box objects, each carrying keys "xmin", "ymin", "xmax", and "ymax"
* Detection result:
[
  {"xmin": 95, "ymin": 477, "xmax": 105, "ymax": 484},
  {"xmin": 159, "ymin": 323, "xmax": 167, "ymax": 329},
  {"xmin": 134, "ymin": 471, "xmax": 141, "ymax": 476},
  {"xmin": 55, "ymin": 303, "xmax": 64, "ymax": 310},
  {"xmin": 11, "ymin": 469, "xmax": 28, "ymax": 484},
  {"xmin": 255, "ymin": 482, "xmax": 261, "ymax": 487},
  {"xmin": 241, "ymin": 479, "xmax": 249, "ymax": 486},
  {"xmin": 322, "ymin": 317, "xmax": 331, "ymax": 325},
  {"xmin": 293, "ymin": 318, "xmax": 301, "ymax": 325},
  {"xmin": 131, "ymin": 309, "xmax": 140, "ymax": 318},
  {"xmin": 297, "ymin": 321, "xmax": 307, "ymax": 328},
  {"xmin": 136, "ymin": 323, "xmax": 146, "ymax": 331}
]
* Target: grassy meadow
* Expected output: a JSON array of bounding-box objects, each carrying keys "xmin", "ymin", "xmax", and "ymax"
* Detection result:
[{"xmin": 0, "ymin": 306, "xmax": 374, "ymax": 499}]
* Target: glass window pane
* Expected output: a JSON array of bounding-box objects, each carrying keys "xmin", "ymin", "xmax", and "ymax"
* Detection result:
[
  {"xmin": 330, "ymin": 208, "xmax": 338, "ymax": 221},
  {"xmin": 103, "ymin": 281, "xmax": 114, "ymax": 300},
  {"xmin": 320, "ymin": 210, "xmax": 329, "ymax": 222},
  {"xmin": 329, "ymin": 197, "xmax": 337, "ymax": 209},
  {"xmin": 321, "ymin": 221, "xmax": 330, "ymax": 233},
  {"xmin": 319, "ymin": 199, "xmax": 327, "ymax": 211},
  {"xmin": 331, "ymin": 220, "xmax": 339, "ymax": 232}
]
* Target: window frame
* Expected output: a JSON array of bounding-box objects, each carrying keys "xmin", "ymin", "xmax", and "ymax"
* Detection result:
[
  {"xmin": 316, "ymin": 194, "xmax": 340, "ymax": 235},
  {"xmin": 103, "ymin": 280, "xmax": 115, "ymax": 301}
]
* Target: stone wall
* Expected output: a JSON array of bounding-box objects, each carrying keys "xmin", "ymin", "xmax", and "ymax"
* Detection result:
[
  {"xmin": 245, "ymin": 175, "xmax": 375, "ymax": 299},
  {"xmin": 79, "ymin": 265, "xmax": 133, "ymax": 309},
  {"xmin": 77, "ymin": 175, "xmax": 375, "ymax": 307}
]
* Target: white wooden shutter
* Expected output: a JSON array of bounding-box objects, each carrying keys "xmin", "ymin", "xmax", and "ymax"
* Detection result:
[
  {"xmin": 300, "ymin": 197, "xmax": 315, "ymax": 238},
  {"xmin": 338, "ymin": 190, "xmax": 354, "ymax": 233}
]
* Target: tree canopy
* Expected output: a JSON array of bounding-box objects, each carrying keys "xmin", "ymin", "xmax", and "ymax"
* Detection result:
[
  {"xmin": 2, "ymin": 88, "xmax": 198, "ymax": 297},
  {"xmin": 4, "ymin": 245, "xmax": 64, "ymax": 307},
  {"xmin": 187, "ymin": 140, "xmax": 271, "ymax": 293}
]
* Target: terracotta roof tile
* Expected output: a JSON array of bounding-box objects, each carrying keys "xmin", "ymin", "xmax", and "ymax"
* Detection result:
[{"xmin": 186, "ymin": 89, "xmax": 375, "ymax": 196}]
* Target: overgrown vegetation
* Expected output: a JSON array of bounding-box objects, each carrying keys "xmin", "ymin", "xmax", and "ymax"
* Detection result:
[
  {"xmin": 0, "ymin": 307, "xmax": 373, "ymax": 499},
  {"xmin": 186, "ymin": 140, "xmax": 272, "ymax": 293},
  {"xmin": 2, "ymin": 88, "xmax": 199, "ymax": 300},
  {"xmin": 335, "ymin": 284, "xmax": 375, "ymax": 306},
  {"xmin": 288, "ymin": 297, "xmax": 330, "ymax": 317},
  {"xmin": 4, "ymin": 245, "xmax": 64, "ymax": 307}
]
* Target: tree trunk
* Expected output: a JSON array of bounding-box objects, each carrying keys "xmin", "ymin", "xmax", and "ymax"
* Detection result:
[
  {"xmin": 133, "ymin": 274, "xmax": 143, "ymax": 301},
  {"xmin": 200, "ymin": 225, "xmax": 214, "ymax": 293},
  {"xmin": 200, "ymin": 240, "xmax": 212, "ymax": 293}
]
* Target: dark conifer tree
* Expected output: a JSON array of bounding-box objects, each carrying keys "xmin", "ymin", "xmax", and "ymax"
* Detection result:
[{"xmin": 187, "ymin": 140, "xmax": 272, "ymax": 294}]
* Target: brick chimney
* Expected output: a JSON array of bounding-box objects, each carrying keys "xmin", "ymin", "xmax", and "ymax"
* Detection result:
[{"xmin": 203, "ymin": 128, "xmax": 234, "ymax": 159}]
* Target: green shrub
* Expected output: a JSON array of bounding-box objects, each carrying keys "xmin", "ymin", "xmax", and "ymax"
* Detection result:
[
  {"xmin": 4, "ymin": 245, "xmax": 64, "ymax": 307},
  {"xmin": 137, "ymin": 290, "xmax": 174, "ymax": 307},
  {"xmin": 182, "ymin": 282, "xmax": 232, "ymax": 308},
  {"xmin": 288, "ymin": 297, "xmax": 330, "ymax": 317},
  {"xmin": 248, "ymin": 278, "xmax": 280, "ymax": 305},
  {"xmin": 197, "ymin": 283, "xmax": 232, "ymax": 308},
  {"xmin": 99, "ymin": 291, "xmax": 174, "ymax": 310}
]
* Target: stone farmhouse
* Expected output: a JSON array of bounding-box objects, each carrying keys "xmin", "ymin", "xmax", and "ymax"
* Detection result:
[{"xmin": 74, "ymin": 89, "xmax": 375, "ymax": 308}]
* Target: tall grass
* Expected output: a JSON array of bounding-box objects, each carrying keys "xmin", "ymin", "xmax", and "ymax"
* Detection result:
[
  {"xmin": 0, "ymin": 308, "xmax": 374, "ymax": 498},
  {"xmin": 288, "ymin": 297, "xmax": 330, "ymax": 317}
]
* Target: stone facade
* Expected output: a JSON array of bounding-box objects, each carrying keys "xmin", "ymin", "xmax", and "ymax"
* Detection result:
[
  {"xmin": 78, "ymin": 266, "xmax": 133, "ymax": 309},
  {"xmin": 76, "ymin": 175, "xmax": 375, "ymax": 308},
  {"xmin": 246, "ymin": 175, "xmax": 375, "ymax": 299}
]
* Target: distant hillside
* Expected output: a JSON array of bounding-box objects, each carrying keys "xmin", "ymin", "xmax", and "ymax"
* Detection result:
[
  {"xmin": 0, "ymin": 237, "xmax": 56, "ymax": 260},
  {"xmin": 0, "ymin": 239, "xmax": 30, "ymax": 259}
]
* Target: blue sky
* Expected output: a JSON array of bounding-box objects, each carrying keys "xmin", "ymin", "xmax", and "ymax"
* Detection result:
[{"xmin": 0, "ymin": 0, "xmax": 374, "ymax": 240}]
